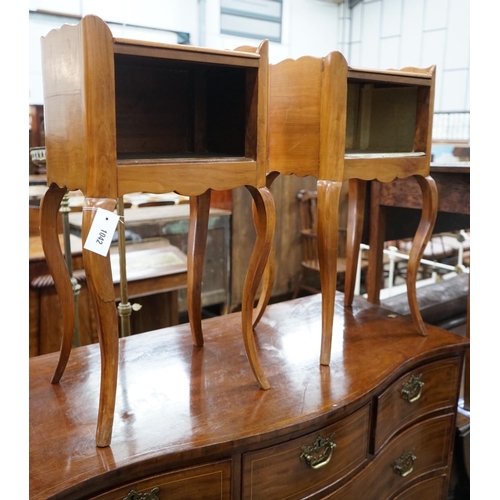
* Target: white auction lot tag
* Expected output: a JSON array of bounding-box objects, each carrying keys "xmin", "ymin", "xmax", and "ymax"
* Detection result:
[{"xmin": 84, "ymin": 208, "xmax": 120, "ymax": 257}]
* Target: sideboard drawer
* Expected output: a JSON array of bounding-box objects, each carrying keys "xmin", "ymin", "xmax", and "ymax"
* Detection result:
[
  {"xmin": 241, "ymin": 404, "xmax": 370, "ymax": 500},
  {"xmin": 374, "ymin": 357, "xmax": 461, "ymax": 451},
  {"xmin": 393, "ymin": 475, "xmax": 447, "ymax": 500},
  {"xmin": 328, "ymin": 413, "xmax": 454, "ymax": 500},
  {"xmin": 92, "ymin": 460, "xmax": 232, "ymax": 500}
]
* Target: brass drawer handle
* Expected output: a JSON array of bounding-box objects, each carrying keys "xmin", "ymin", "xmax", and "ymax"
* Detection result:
[
  {"xmin": 401, "ymin": 374, "xmax": 424, "ymax": 403},
  {"xmin": 300, "ymin": 433, "xmax": 336, "ymax": 469},
  {"xmin": 123, "ymin": 487, "xmax": 160, "ymax": 500},
  {"xmin": 393, "ymin": 449, "xmax": 417, "ymax": 477}
]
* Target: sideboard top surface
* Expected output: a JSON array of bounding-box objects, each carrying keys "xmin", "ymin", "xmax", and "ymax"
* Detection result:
[{"xmin": 29, "ymin": 293, "xmax": 468, "ymax": 499}]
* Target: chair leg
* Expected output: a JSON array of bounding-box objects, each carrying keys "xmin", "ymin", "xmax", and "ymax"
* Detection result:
[
  {"xmin": 406, "ymin": 175, "xmax": 438, "ymax": 336},
  {"xmin": 344, "ymin": 179, "xmax": 367, "ymax": 306},
  {"xmin": 187, "ymin": 191, "xmax": 211, "ymax": 347},
  {"xmin": 242, "ymin": 185, "xmax": 275, "ymax": 390},
  {"xmin": 81, "ymin": 197, "xmax": 119, "ymax": 448},
  {"xmin": 317, "ymin": 180, "xmax": 342, "ymax": 366},
  {"xmin": 40, "ymin": 184, "xmax": 75, "ymax": 384},
  {"xmin": 291, "ymin": 272, "xmax": 304, "ymax": 300}
]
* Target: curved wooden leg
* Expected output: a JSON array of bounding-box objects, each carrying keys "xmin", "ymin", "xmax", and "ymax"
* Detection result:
[
  {"xmin": 82, "ymin": 197, "xmax": 119, "ymax": 447},
  {"xmin": 344, "ymin": 179, "xmax": 367, "ymax": 306},
  {"xmin": 242, "ymin": 185, "xmax": 276, "ymax": 390},
  {"xmin": 187, "ymin": 190, "xmax": 211, "ymax": 347},
  {"xmin": 317, "ymin": 180, "xmax": 342, "ymax": 366},
  {"xmin": 252, "ymin": 172, "xmax": 280, "ymax": 328},
  {"xmin": 40, "ymin": 184, "xmax": 75, "ymax": 383},
  {"xmin": 406, "ymin": 175, "xmax": 438, "ymax": 336}
]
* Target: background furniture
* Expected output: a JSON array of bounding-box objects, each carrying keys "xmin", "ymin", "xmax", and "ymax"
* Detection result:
[
  {"xmin": 30, "ymin": 293, "xmax": 469, "ymax": 499},
  {"xmin": 40, "ymin": 15, "xmax": 274, "ymax": 446},
  {"xmin": 363, "ymin": 163, "xmax": 470, "ymax": 305},
  {"xmin": 292, "ymin": 189, "xmax": 366, "ymax": 299},
  {"xmin": 30, "ymin": 236, "xmax": 188, "ymax": 356},
  {"xmin": 68, "ymin": 204, "xmax": 231, "ymax": 315}
]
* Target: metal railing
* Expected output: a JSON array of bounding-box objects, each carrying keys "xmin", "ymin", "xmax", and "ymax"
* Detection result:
[{"xmin": 432, "ymin": 111, "xmax": 470, "ymax": 143}]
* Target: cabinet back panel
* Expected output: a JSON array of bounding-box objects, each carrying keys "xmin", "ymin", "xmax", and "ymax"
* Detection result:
[
  {"xmin": 114, "ymin": 54, "xmax": 249, "ymax": 158},
  {"xmin": 346, "ymin": 84, "xmax": 418, "ymax": 153}
]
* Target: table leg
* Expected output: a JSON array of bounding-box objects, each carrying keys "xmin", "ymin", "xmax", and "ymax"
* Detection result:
[
  {"xmin": 40, "ymin": 184, "xmax": 75, "ymax": 383},
  {"xmin": 317, "ymin": 180, "xmax": 342, "ymax": 366},
  {"xmin": 187, "ymin": 190, "xmax": 211, "ymax": 347},
  {"xmin": 81, "ymin": 197, "xmax": 119, "ymax": 447},
  {"xmin": 344, "ymin": 179, "xmax": 367, "ymax": 306},
  {"xmin": 406, "ymin": 175, "xmax": 438, "ymax": 336},
  {"xmin": 464, "ymin": 280, "xmax": 470, "ymax": 411},
  {"xmin": 242, "ymin": 185, "xmax": 275, "ymax": 390}
]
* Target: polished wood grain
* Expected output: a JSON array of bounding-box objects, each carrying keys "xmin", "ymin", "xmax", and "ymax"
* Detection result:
[
  {"xmin": 373, "ymin": 357, "xmax": 462, "ymax": 452},
  {"xmin": 242, "ymin": 405, "xmax": 370, "ymax": 499},
  {"xmin": 40, "ymin": 15, "xmax": 274, "ymax": 446},
  {"xmin": 327, "ymin": 414, "xmax": 454, "ymax": 499},
  {"xmin": 29, "ymin": 293, "xmax": 468, "ymax": 499}
]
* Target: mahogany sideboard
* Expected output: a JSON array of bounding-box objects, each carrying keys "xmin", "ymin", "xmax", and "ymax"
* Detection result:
[{"xmin": 30, "ymin": 293, "xmax": 468, "ymax": 499}]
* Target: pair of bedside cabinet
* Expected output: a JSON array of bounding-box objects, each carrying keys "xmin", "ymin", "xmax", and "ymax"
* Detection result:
[{"xmin": 39, "ymin": 15, "xmax": 438, "ymax": 449}]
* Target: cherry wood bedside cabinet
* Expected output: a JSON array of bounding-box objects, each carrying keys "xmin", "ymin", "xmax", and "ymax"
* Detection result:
[
  {"xmin": 40, "ymin": 15, "xmax": 275, "ymax": 447},
  {"xmin": 255, "ymin": 52, "xmax": 437, "ymax": 366}
]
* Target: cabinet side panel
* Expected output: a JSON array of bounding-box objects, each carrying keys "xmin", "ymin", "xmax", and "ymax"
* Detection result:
[
  {"xmin": 41, "ymin": 22, "xmax": 86, "ymax": 191},
  {"xmin": 81, "ymin": 16, "xmax": 118, "ymax": 198},
  {"xmin": 269, "ymin": 56, "xmax": 322, "ymax": 177}
]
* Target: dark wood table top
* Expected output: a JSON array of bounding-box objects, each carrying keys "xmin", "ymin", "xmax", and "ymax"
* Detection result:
[
  {"xmin": 430, "ymin": 161, "xmax": 470, "ymax": 174},
  {"xmin": 29, "ymin": 293, "xmax": 469, "ymax": 499}
]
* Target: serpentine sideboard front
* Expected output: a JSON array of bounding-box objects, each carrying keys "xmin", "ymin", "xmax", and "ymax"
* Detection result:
[{"xmin": 30, "ymin": 293, "xmax": 468, "ymax": 499}]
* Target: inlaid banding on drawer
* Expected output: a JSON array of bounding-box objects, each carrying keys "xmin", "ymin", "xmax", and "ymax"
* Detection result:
[
  {"xmin": 241, "ymin": 404, "xmax": 370, "ymax": 500},
  {"xmin": 92, "ymin": 460, "xmax": 232, "ymax": 500},
  {"xmin": 373, "ymin": 357, "xmax": 461, "ymax": 452},
  {"xmin": 327, "ymin": 414, "xmax": 453, "ymax": 500}
]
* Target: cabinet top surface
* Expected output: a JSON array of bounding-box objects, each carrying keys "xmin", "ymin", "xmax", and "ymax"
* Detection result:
[
  {"xmin": 347, "ymin": 65, "xmax": 434, "ymax": 85},
  {"xmin": 29, "ymin": 293, "xmax": 468, "ymax": 499},
  {"xmin": 114, "ymin": 36, "xmax": 260, "ymax": 60}
]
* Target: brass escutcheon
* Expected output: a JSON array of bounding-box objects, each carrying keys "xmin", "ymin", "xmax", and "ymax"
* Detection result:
[
  {"xmin": 300, "ymin": 433, "xmax": 336, "ymax": 469},
  {"xmin": 401, "ymin": 373, "xmax": 424, "ymax": 403}
]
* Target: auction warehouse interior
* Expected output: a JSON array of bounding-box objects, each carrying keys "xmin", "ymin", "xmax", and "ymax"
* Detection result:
[{"xmin": 28, "ymin": 1, "xmax": 471, "ymax": 498}]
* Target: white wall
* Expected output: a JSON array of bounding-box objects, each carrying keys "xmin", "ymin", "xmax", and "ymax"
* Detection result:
[
  {"xmin": 348, "ymin": 0, "xmax": 470, "ymax": 112},
  {"xmin": 29, "ymin": 0, "xmax": 469, "ymax": 112}
]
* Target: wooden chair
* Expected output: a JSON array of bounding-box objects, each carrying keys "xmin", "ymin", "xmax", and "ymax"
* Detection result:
[
  {"xmin": 292, "ymin": 189, "xmax": 367, "ymax": 299},
  {"xmin": 254, "ymin": 52, "xmax": 438, "ymax": 367},
  {"xmin": 137, "ymin": 200, "xmax": 175, "ymax": 208},
  {"xmin": 40, "ymin": 15, "xmax": 274, "ymax": 447},
  {"xmin": 292, "ymin": 190, "xmax": 321, "ymax": 298}
]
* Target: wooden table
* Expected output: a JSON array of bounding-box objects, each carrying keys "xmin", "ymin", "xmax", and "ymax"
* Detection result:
[
  {"xmin": 68, "ymin": 205, "xmax": 232, "ymax": 313},
  {"xmin": 29, "ymin": 236, "xmax": 188, "ymax": 356},
  {"xmin": 365, "ymin": 162, "xmax": 470, "ymax": 283},
  {"xmin": 30, "ymin": 293, "xmax": 469, "ymax": 499}
]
